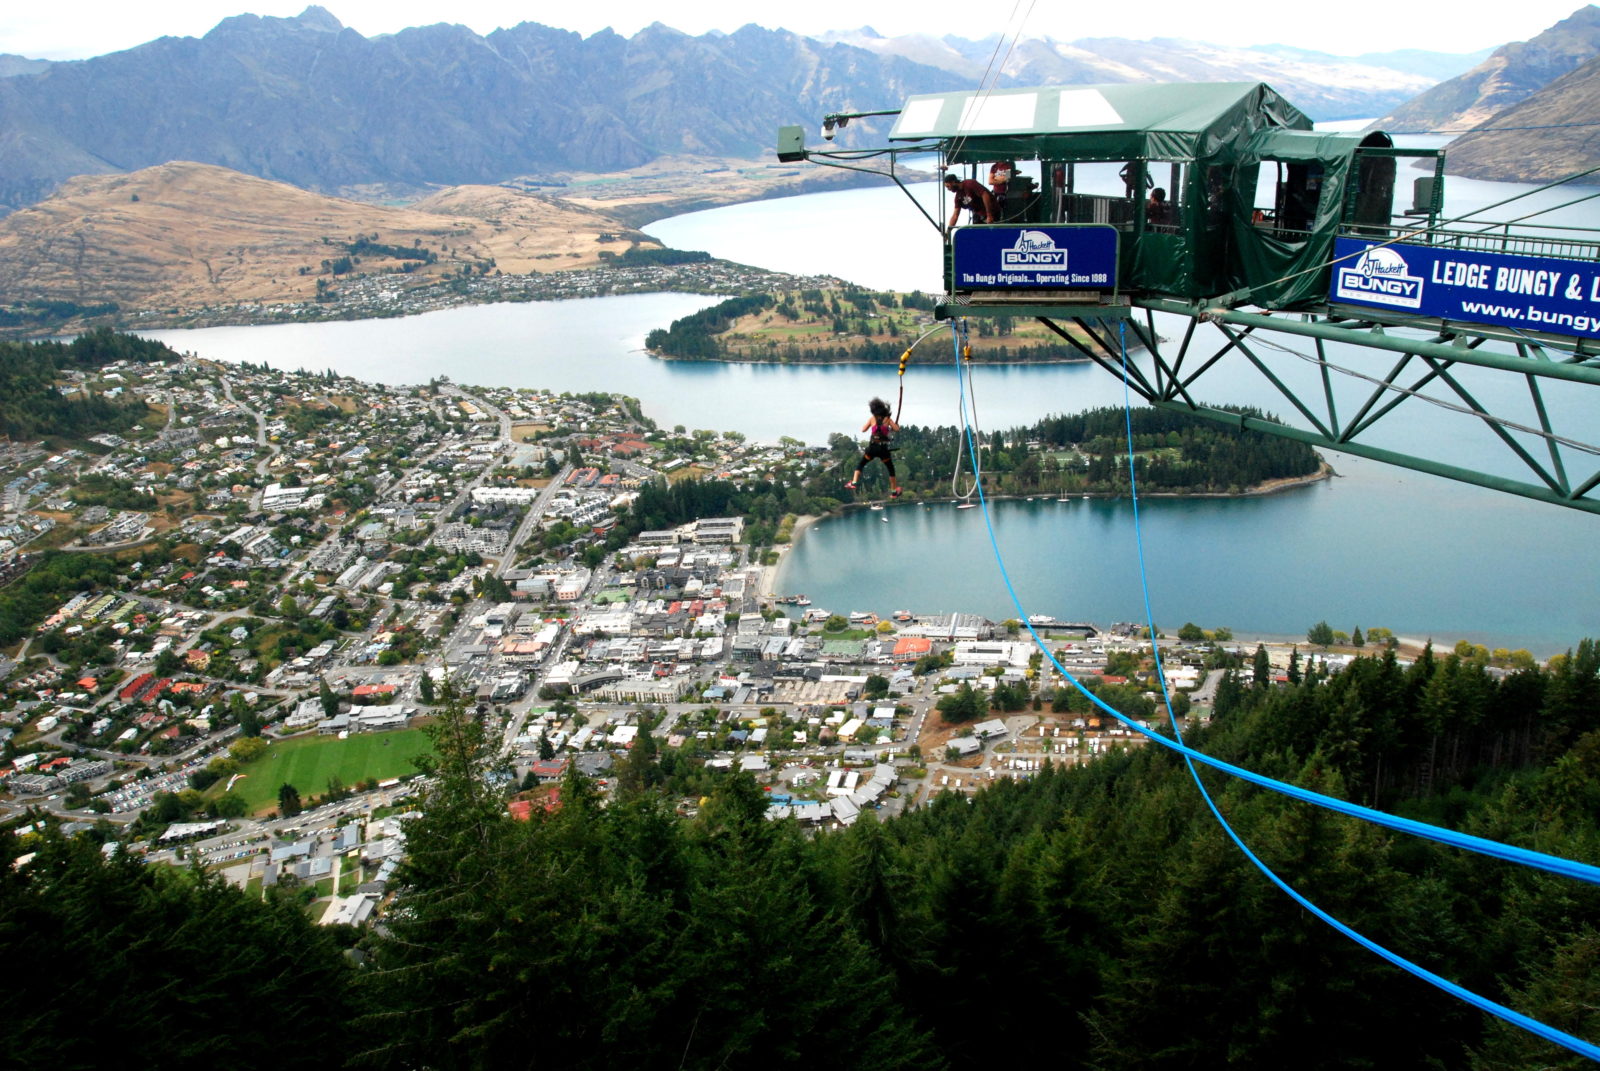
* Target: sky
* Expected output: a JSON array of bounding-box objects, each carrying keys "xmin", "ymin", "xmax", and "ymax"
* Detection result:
[{"xmin": 1, "ymin": 1, "xmax": 1593, "ymax": 62}]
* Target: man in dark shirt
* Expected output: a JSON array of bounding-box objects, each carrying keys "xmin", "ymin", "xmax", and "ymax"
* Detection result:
[
  {"xmin": 1146, "ymin": 187, "xmax": 1170, "ymax": 224},
  {"xmin": 944, "ymin": 173, "xmax": 997, "ymax": 229}
]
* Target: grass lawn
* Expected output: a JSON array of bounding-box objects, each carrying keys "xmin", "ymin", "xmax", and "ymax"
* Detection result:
[{"xmin": 230, "ymin": 728, "xmax": 433, "ymax": 813}]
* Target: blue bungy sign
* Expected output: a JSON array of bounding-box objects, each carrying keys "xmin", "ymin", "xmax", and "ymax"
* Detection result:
[
  {"xmin": 951, "ymin": 225, "xmax": 1118, "ymax": 290},
  {"xmin": 1330, "ymin": 237, "xmax": 1600, "ymax": 340}
]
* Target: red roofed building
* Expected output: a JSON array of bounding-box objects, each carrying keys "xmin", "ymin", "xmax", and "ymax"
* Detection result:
[
  {"xmin": 352, "ymin": 683, "xmax": 396, "ymax": 704},
  {"xmin": 508, "ymin": 785, "xmax": 561, "ymax": 820},
  {"xmin": 528, "ymin": 758, "xmax": 568, "ymax": 781},
  {"xmin": 119, "ymin": 672, "xmax": 154, "ymax": 701},
  {"xmin": 892, "ymin": 636, "xmax": 933, "ymax": 662}
]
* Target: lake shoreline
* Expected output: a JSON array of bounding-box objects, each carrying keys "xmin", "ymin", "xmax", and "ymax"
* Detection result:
[
  {"xmin": 763, "ymin": 465, "xmax": 1336, "ymax": 602},
  {"xmin": 651, "ymin": 350, "xmax": 1091, "ymax": 366},
  {"xmin": 142, "ymin": 179, "xmax": 1600, "ymax": 655}
]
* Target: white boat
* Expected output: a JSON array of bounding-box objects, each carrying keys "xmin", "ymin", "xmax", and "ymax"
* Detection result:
[
  {"xmin": 870, "ymin": 504, "xmax": 885, "ymax": 511},
  {"xmin": 956, "ymin": 502, "xmax": 977, "ymax": 510}
]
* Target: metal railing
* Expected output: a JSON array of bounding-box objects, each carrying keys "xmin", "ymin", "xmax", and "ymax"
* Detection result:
[{"xmin": 1341, "ymin": 222, "xmax": 1600, "ymax": 261}]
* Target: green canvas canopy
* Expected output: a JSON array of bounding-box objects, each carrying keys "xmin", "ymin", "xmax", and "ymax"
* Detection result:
[
  {"xmin": 895, "ymin": 82, "xmax": 1399, "ymax": 305},
  {"xmin": 1223, "ymin": 127, "xmax": 1399, "ymax": 307},
  {"xmin": 890, "ymin": 82, "xmax": 1311, "ymax": 165}
]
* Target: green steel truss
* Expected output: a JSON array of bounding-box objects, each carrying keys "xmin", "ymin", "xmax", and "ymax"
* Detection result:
[{"xmin": 1032, "ymin": 299, "xmax": 1600, "ymax": 515}]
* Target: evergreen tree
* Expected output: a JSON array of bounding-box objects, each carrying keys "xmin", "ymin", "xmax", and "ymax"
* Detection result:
[
  {"xmin": 937, "ymin": 683, "xmax": 986, "ymax": 723},
  {"xmin": 1214, "ymin": 668, "xmax": 1245, "ymax": 720},
  {"xmin": 0, "ymin": 833, "xmax": 358, "ymax": 1068},
  {"xmin": 360, "ymin": 701, "xmax": 932, "ymax": 1067}
]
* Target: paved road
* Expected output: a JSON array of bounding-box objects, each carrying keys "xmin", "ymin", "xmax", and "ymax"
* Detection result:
[{"xmin": 219, "ymin": 375, "xmax": 282, "ymax": 483}]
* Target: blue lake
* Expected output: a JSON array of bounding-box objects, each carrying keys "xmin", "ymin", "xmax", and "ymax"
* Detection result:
[{"xmin": 141, "ymin": 175, "xmax": 1600, "ymax": 655}]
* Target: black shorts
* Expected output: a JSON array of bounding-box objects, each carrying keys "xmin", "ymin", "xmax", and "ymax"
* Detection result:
[{"xmin": 860, "ymin": 440, "xmax": 895, "ymax": 475}]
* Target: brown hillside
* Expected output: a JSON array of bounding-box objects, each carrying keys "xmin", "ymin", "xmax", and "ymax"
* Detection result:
[
  {"xmin": 1374, "ymin": 5, "xmax": 1600, "ymax": 134},
  {"xmin": 1444, "ymin": 54, "xmax": 1600, "ymax": 184},
  {"xmin": 408, "ymin": 185, "xmax": 657, "ymax": 270},
  {"xmin": 0, "ymin": 161, "xmax": 659, "ymax": 313}
]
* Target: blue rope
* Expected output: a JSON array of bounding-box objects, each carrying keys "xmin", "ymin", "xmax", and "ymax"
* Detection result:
[
  {"xmin": 1109, "ymin": 321, "xmax": 1600, "ymax": 1063},
  {"xmin": 945, "ymin": 322, "xmax": 1600, "ymax": 885},
  {"xmin": 948, "ymin": 318, "xmax": 1600, "ymax": 1061}
]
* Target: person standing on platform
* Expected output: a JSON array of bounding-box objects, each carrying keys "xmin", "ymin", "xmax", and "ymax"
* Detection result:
[
  {"xmin": 988, "ymin": 160, "xmax": 1015, "ymax": 220},
  {"xmin": 944, "ymin": 173, "xmax": 997, "ymax": 230}
]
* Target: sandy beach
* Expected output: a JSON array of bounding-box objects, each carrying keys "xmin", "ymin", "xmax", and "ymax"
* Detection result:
[{"xmin": 759, "ymin": 514, "xmax": 820, "ymax": 601}]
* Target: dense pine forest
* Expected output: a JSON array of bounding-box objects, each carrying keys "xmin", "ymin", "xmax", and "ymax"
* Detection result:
[
  {"xmin": 0, "ymin": 329, "xmax": 178, "ymax": 440},
  {"xmin": 6, "ymin": 641, "xmax": 1599, "ymax": 1068},
  {"xmin": 880, "ymin": 406, "xmax": 1325, "ymax": 497}
]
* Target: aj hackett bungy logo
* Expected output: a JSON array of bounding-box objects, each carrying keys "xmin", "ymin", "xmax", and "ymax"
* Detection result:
[
  {"xmin": 1002, "ymin": 230, "xmax": 1068, "ymax": 269},
  {"xmin": 1335, "ymin": 246, "xmax": 1424, "ymax": 309},
  {"xmin": 1326, "ymin": 236, "xmax": 1600, "ymax": 339},
  {"xmin": 952, "ymin": 225, "xmax": 1115, "ymax": 288}
]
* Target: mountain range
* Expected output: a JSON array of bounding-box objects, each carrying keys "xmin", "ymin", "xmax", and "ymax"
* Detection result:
[
  {"xmin": 0, "ymin": 10, "xmax": 956, "ymax": 214},
  {"xmin": 1, "ymin": 5, "xmax": 1597, "ymax": 238},
  {"xmin": 1441, "ymin": 51, "xmax": 1600, "ymax": 183},
  {"xmin": 819, "ymin": 29, "xmax": 1456, "ymax": 120},
  {"xmin": 0, "ymin": 8, "xmax": 1485, "ymax": 216},
  {"xmin": 1373, "ymin": 4, "xmax": 1600, "ymax": 132}
]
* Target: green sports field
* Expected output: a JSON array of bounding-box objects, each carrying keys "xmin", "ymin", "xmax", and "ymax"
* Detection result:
[{"xmin": 229, "ymin": 729, "xmax": 434, "ymax": 812}]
